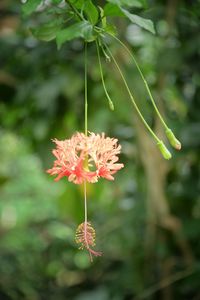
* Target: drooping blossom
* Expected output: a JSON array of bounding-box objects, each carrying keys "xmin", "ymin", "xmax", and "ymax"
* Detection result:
[
  {"xmin": 75, "ymin": 222, "xmax": 102, "ymax": 262},
  {"xmin": 47, "ymin": 132, "xmax": 124, "ymax": 184}
]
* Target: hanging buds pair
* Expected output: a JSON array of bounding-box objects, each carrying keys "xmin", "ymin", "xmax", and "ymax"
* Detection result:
[{"xmin": 95, "ymin": 34, "xmax": 181, "ymax": 160}]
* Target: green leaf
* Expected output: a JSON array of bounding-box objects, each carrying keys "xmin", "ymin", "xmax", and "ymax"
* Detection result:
[
  {"xmin": 106, "ymin": 0, "xmax": 144, "ymax": 8},
  {"xmin": 68, "ymin": 0, "xmax": 84, "ymax": 9},
  {"xmin": 68, "ymin": 0, "xmax": 99, "ymax": 25},
  {"xmin": 99, "ymin": 6, "xmax": 107, "ymax": 28},
  {"xmin": 104, "ymin": 2, "xmax": 155, "ymax": 34},
  {"xmin": 46, "ymin": 6, "xmax": 69, "ymax": 15},
  {"xmin": 121, "ymin": 8, "xmax": 155, "ymax": 34},
  {"xmin": 84, "ymin": 0, "xmax": 99, "ymax": 25},
  {"xmin": 51, "ymin": 0, "xmax": 63, "ymax": 4},
  {"xmin": 104, "ymin": 3, "xmax": 124, "ymax": 17},
  {"xmin": 56, "ymin": 21, "xmax": 95, "ymax": 49},
  {"xmin": 22, "ymin": 0, "xmax": 42, "ymax": 16},
  {"xmin": 31, "ymin": 19, "xmax": 63, "ymax": 42}
]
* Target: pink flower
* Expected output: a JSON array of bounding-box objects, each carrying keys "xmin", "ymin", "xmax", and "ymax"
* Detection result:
[{"xmin": 47, "ymin": 132, "xmax": 124, "ymax": 184}]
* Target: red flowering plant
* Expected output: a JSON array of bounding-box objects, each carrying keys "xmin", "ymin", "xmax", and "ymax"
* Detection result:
[{"xmin": 22, "ymin": 0, "xmax": 181, "ymax": 261}]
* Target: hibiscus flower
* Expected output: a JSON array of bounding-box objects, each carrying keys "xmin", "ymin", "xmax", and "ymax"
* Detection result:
[{"xmin": 47, "ymin": 132, "xmax": 124, "ymax": 184}]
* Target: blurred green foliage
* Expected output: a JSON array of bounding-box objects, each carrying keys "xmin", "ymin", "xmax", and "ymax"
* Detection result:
[{"xmin": 0, "ymin": 0, "xmax": 200, "ymax": 299}]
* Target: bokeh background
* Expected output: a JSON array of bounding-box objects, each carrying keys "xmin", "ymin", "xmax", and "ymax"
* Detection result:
[{"xmin": 0, "ymin": 0, "xmax": 200, "ymax": 299}]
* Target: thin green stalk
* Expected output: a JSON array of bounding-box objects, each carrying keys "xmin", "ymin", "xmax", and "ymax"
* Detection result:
[
  {"xmin": 104, "ymin": 43, "xmax": 160, "ymax": 143},
  {"xmin": 84, "ymin": 44, "xmax": 91, "ymax": 259},
  {"xmin": 107, "ymin": 34, "xmax": 181, "ymax": 151},
  {"xmin": 84, "ymin": 42, "xmax": 88, "ymax": 136},
  {"xmin": 96, "ymin": 40, "xmax": 114, "ymax": 111},
  {"xmin": 101, "ymin": 48, "xmax": 111, "ymax": 62},
  {"xmin": 84, "ymin": 180, "xmax": 92, "ymax": 260},
  {"xmin": 84, "ymin": 181, "xmax": 88, "ymax": 224},
  {"xmin": 106, "ymin": 33, "xmax": 169, "ymax": 130},
  {"xmin": 65, "ymin": 0, "xmax": 85, "ymax": 21}
]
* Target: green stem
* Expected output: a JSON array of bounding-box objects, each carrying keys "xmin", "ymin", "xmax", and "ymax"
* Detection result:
[
  {"xmin": 96, "ymin": 40, "xmax": 114, "ymax": 111},
  {"xmin": 104, "ymin": 43, "xmax": 161, "ymax": 143},
  {"xmin": 84, "ymin": 42, "xmax": 88, "ymax": 136},
  {"xmin": 65, "ymin": 0, "xmax": 85, "ymax": 21},
  {"xmin": 108, "ymin": 33, "xmax": 169, "ymax": 130},
  {"xmin": 84, "ymin": 181, "xmax": 88, "ymax": 224},
  {"xmin": 84, "ymin": 180, "xmax": 92, "ymax": 260},
  {"xmin": 84, "ymin": 45, "xmax": 89, "ymax": 259},
  {"xmin": 99, "ymin": 40, "xmax": 111, "ymax": 62}
]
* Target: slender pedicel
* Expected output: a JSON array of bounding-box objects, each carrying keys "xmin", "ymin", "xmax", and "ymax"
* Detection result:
[
  {"xmin": 84, "ymin": 42, "xmax": 88, "ymax": 136},
  {"xmin": 107, "ymin": 33, "xmax": 181, "ymax": 150},
  {"xmin": 103, "ymin": 44, "xmax": 157, "ymax": 141},
  {"xmin": 84, "ymin": 43, "xmax": 90, "ymax": 260},
  {"xmin": 103, "ymin": 42, "xmax": 171, "ymax": 159},
  {"xmin": 83, "ymin": 181, "xmax": 92, "ymax": 262},
  {"xmin": 96, "ymin": 40, "xmax": 114, "ymax": 111},
  {"xmin": 82, "ymin": 43, "xmax": 102, "ymax": 261}
]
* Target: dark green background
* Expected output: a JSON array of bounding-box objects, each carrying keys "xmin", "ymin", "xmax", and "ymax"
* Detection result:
[{"xmin": 0, "ymin": 0, "xmax": 200, "ymax": 299}]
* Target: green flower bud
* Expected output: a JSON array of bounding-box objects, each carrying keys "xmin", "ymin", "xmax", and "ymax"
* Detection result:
[
  {"xmin": 157, "ymin": 141, "xmax": 172, "ymax": 160},
  {"xmin": 108, "ymin": 99, "xmax": 114, "ymax": 111},
  {"xmin": 165, "ymin": 129, "xmax": 181, "ymax": 150}
]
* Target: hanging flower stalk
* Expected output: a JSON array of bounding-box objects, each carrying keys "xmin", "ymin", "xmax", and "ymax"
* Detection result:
[
  {"xmin": 25, "ymin": 0, "xmax": 182, "ymax": 260},
  {"xmin": 47, "ymin": 132, "xmax": 124, "ymax": 260},
  {"xmin": 47, "ymin": 44, "xmax": 124, "ymax": 261}
]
